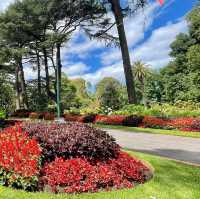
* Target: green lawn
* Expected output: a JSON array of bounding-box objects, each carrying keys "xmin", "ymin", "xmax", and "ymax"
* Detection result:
[
  {"xmin": 95, "ymin": 124, "xmax": 200, "ymax": 138},
  {"xmin": 0, "ymin": 151, "xmax": 200, "ymax": 199}
]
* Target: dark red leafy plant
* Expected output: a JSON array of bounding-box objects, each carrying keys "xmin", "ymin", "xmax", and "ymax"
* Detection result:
[{"xmin": 21, "ymin": 122, "xmax": 120, "ymax": 162}]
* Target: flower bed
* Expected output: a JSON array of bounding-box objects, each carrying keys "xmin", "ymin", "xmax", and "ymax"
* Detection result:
[
  {"xmin": 11, "ymin": 110, "xmax": 200, "ymax": 133},
  {"xmin": 0, "ymin": 122, "xmax": 152, "ymax": 194},
  {"xmin": 142, "ymin": 116, "xmax": 200, "ymax": 132}
]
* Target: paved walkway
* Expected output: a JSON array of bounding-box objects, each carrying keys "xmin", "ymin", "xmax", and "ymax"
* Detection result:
[{"xmin": 103, "ymin": 129, "xmax": 200, "ymax": 165}]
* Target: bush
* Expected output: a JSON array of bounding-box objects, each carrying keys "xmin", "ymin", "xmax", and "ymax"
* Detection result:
[
  {"xmin": 0, "ymin": 126, "xmax": 41, "ymax": 191},
  {"xmin": 40, "ymin": 151, "xmax": 150, "ymax": 194},
  {"xmin": 21, "ymin": 122, "xmax": 120, "ymax": 162},
  {"xmin": 113, "ymin": 102, "xmax": 200, "ymax": 118},
  {"xmin": 122, "ymin": 115, "xmax": 144, "ymax": 127},
  {"xmin": 0, "ymin": 120, "xmax": 20, "ymax": 129},
  {"xmin": 82, "ymin": 114, "xmax": 96, "ymax": 123},
  {"xmin": 0, "ymin": 110, "xmax": 6, "ymax": 120},
  {"xmin": 11, "ymin": 110, "xmax": 31, "ymax": 118}
]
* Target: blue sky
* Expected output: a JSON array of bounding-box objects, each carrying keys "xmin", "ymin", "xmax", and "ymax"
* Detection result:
[{"xmin": 0, "ymin": 0, "xmax": 198, "ymax": 85}]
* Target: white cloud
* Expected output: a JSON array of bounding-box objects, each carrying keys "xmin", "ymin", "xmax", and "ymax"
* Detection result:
[
  {"xmin": 62, "ymin": 62, "xmax": 90, "ymax": 77},
  {"xmin": 74, "ymin": 18, "xmax": 188, "ymax": 85},
  {"xmin": 100, "ymin": 3, "xmax": 158, "ymax": 65},
  {"xmin": 131, "ymin": 19, "xmax": 188, "ymax": 68},
  {"xmin": 80, "ymin": 62, "xmax": 124, "ymax": 85}
]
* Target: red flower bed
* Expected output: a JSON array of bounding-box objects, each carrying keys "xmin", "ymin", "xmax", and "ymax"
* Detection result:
[
  {"xmin": 142, "ymin": 116, "xmax": 169, "ymax": 129},
  {"xmin": 29, "ymin": 112, "xmax": 43, "ymax": 119},
  {"xmin": 43, "ymin": 112, "xmax": 55, "ymax": 120},
  {"xmin": 64, "ymin": 114, "xmax": 85, "ymax": 122},
  {"xmin": 0, "ymin": 126, "xmax": 41, "ymax": 177},
  {"xmin": 168, "ymin": 117, "xmax": 195, "ymax": 128},
  {"xmin": 40, "ymin": 151, "xmax": 150, "ymax": 193},
  {"xmin": 142, "ymin": 116, "xmax": 200, "ymax": 132},
  {"xmin": 0, "ymin": 122, "xmax": 152, "ymax": 193},
  {"xmin": 95, "ymin": 115, "xmax": 126, "ymax": 125},
  {"xmin": 64, "ymin": 114, "xmax": 96, "ymax": 123}
]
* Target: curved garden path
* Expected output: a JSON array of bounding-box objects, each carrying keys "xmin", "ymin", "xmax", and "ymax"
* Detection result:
[{"xmin": 103, "ymin": 128, "xmax": 200, "ymax": 165}]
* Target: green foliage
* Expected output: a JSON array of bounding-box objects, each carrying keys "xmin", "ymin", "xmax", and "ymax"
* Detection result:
[
  {"xmin": 27, "ymin": 82, "xmax": 49, "ymax": 112},
  {"xmin": 0, "ymin": 110, "xmax": 6, "ymax": 120},
  {"xmin": 61, "ymin": 76, "xmax": 82, "ymax": 111},
  {"xmin": 157, "ymin": 5, "xmax": 200, "ymax": 103},
  {"xmin": 0, "ymin": 167, "xmax": 38, "ymax": 192},
  {"xmin": 0, "ymin": 73, "xmax": 15, "ymax": 114},
  {"xmin": 113, "ymin": 101, "xmax": 200, "ymax": 118},
  {"xmin": 96, "ymin": 77, "xmax": 126, "ymax": 112},
  {"xmin": 99, "ymin": 82, "xmax": 121, "ymax": 111},
  {"xmin": 187, "ymin": 4, "xmax": 200, "ymax": 42}
]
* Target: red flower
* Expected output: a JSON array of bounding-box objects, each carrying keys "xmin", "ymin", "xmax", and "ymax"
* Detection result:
[{"xmin": 0, "ymin": 126, "xmax": 41, "ymax": 177}]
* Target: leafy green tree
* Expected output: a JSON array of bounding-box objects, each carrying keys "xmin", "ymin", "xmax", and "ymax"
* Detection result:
[
  {"xmin": 145, "ymin": 72, "xmax": 164, "ymax": 103},
  {"xmin": 0, "ymin": 72, "xmax": 15, "ymax": 114},
  {"xmin": 99, "ymin": 83, "xmax": 121, "ymax": 111},
  {"xmin": 187, "ymin": 44, "xmax": 200, "ymax": 71},
  {"xmin": 132, "ymin": 61, "xmax": 150, "ymax": 105},
  {"xmin": 187, "ymin": 4, "xmax": 200, "ymax": 42},
  {"xmin": 96, "ymin": 77, "xmax": 124, "ymax": 111}
]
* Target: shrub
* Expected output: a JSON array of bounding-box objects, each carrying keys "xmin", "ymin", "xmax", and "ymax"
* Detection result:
[
  {"xmin": 40, "ymin": 151, "xmax": 150, "ymax": 194},
  {"xmin": 113, "ymin": 102, "xmax": 200, "ymax": 118},
  {"xmin": 0, "ymin": 126, "xmax": 41, "ymax": 191},
  {"xmin": 11, "ymin": 110, "xmax": 31, "ymax": 118},
  {"xmin": 190, "ymin": 119, "xmax": 200, "ymax": 131},
  {"xmin": 82, "ymin": 114, "xmax": 96, "ymax": 123},
  {"xmin": 0, "ymin": 110, "xmax": 6, "ymax": 120},
  {"xmin": 21, "ymin": 122, "xmax": 120, "ymax": 162},
  {"xmin": 95, "ymin": 115, "xmax": 126, "ymax": 125},
  {"xmin": 122, "ymin": 115, "xmax": 144, "ymax": 127},
  {"xmin": 0, "ymin": 120, "xmax": 20, "ymax": 129}
]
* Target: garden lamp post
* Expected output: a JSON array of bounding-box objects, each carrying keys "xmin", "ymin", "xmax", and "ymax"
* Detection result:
[{"xmin": 56, "ymin": 62, "xmax": 61, "ymax": 118}]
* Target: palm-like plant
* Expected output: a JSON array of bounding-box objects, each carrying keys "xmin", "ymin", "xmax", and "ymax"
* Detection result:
[{"xmin": 132, "ymin": 61, "xmax": 150, "ymax": 106}]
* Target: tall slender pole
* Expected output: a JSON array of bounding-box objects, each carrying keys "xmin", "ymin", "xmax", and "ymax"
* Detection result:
[
  {"xmin": 56, "ymin": 63, "xmax": 61, "ymax": 118},
  {"xmin": 56, "ymin": 44, "xmax": 61, "ymax": 118}
]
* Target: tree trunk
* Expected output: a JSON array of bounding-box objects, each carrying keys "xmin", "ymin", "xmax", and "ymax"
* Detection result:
[
  {"xmin": 18, "ymin": 59, "xmax": 28, "ymax": 109},
  {"xmin": 15, "ymin": 65, "xmax": 21, "ymax": 110},
  {"xmin": 36, "ymin": 50, "xmax": 41, "ymax": 95},
  {"xmin": 110, "ymin": 0, "xmax": 137, "ymax": 104},
  {"xmin": 141, "ymin": 81, "xmax": 147, "ymax": 107},
  {"xmin": 43, "ymin": 48, "xmax": 56, "ymax": 101},
  {"xmin": 43, "ymin": 48, "xmax": 51, "ymax": 96},
  {"xmin": 56, "ymin": 43, "xmax": 62, "ymax": 117}
]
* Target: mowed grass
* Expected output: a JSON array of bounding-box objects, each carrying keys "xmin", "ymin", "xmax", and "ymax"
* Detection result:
[
  {"xmin": 95, "ymin": 124, "xmax": 200, "ymax": 138},
  {"xmin": 0, "ymin": 151, "xmax": 200, "ymax": 199}
]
